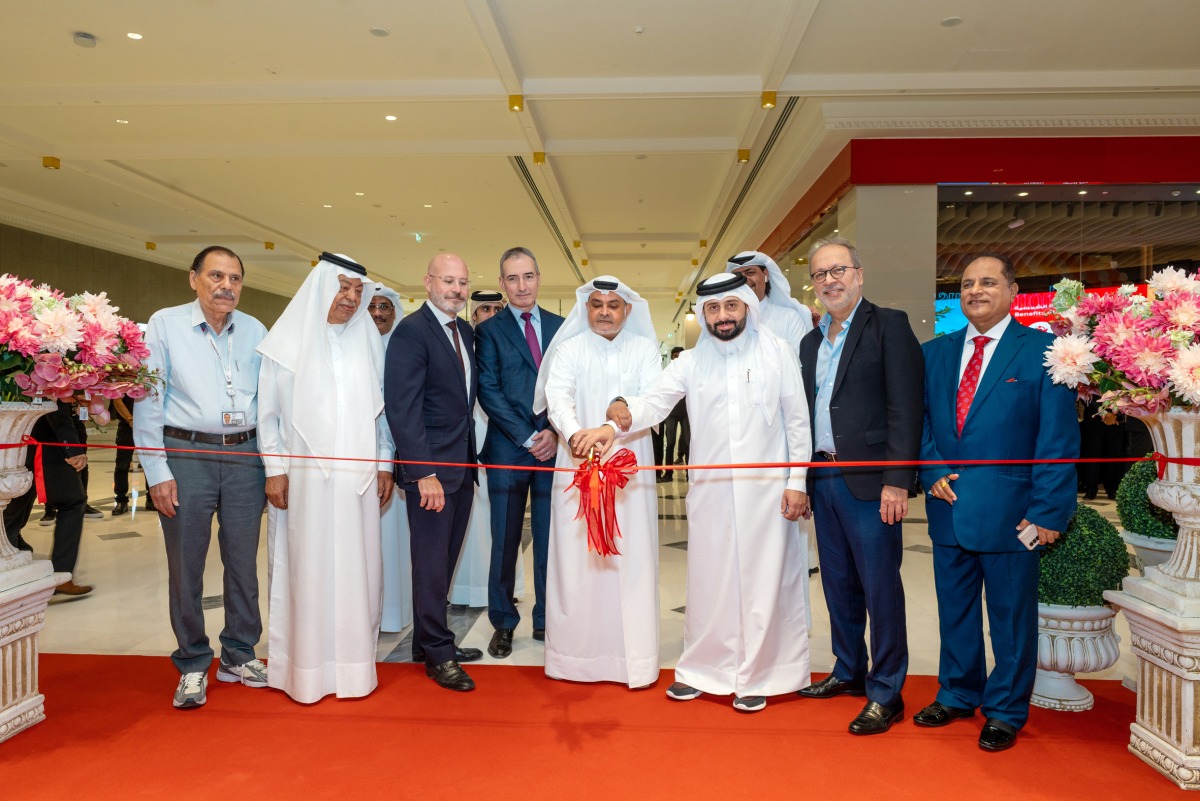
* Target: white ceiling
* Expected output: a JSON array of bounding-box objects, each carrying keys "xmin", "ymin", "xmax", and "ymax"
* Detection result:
[{"xmin": 1, "ymin": 0, "xmax": 1198, "ymax": 338}]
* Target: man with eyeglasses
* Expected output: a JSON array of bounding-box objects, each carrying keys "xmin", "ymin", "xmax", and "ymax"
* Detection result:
[
  {"xmin": 725, "ymin": 251, "xmax": 813, "ymax": 353},
  {"xmin": 795, "ymin": 236, "xmax": 924, "ymax": 736}
]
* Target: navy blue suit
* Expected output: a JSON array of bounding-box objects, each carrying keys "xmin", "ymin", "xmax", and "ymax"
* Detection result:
[
  {"xmin": 800, "ymin": 299, "xmax": 924, "ymax": 707},
  {"xmin": 919, "ymin": 320, "xmax": 1079, "ymax": 730},
  {"xmin": 474, "ymin": 305, "xmax": 563, "ymax": 632},
  {"xmin": 386, "ymin": 302, "xmax": 477, "ymax": 665}
]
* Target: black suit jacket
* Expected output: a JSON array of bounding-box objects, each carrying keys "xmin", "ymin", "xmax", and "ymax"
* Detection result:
[
  {"xmin": 800, "ymin": 298, "xmax": 924, "ymax": 501},
  {"xmin": 385, "ymin": 303, "xmax": 477, "ymax": 493},
  {"xmin": 26, "ymin": 400, "xmax": 84, "ymax": 469}
]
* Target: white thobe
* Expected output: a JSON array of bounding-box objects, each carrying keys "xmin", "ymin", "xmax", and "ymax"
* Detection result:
[
  {"xmin": 626, "ymin": 328, "xmax": 812, "ymax": 697},
  {"xmin": 378, "ymin": 324, "xmax": 413, "ymax": 633},
  {"xmin": 544, "ymin": 329, "xmax": 662, "ymax": 688},
  {"xmin": 259, "ymin": 327, "xmax": 393, "ymax": 703},
  {"xmin": 760, "ymin": 302, "xmax": 811, "ymax": 353}
]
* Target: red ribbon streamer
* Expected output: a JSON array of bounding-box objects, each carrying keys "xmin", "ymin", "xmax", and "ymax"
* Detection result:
[
  {"xmin": 20, "ymin": 435, "xmax": 46, "ymax": 504},
  {"xmin": 568, "ymin": 448, "xmax": 637, "ymax": 557}
]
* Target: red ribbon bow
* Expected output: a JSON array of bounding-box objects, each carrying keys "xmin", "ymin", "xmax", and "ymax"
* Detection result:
[{"xmin": 568, "ymin": 447, "xmax": 638, "ymax": 557}]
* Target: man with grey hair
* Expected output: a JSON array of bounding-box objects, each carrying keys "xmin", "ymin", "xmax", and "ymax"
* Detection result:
[{"xmin": 795, "ymin": 236, "xmax": 924, "ymax": 737}]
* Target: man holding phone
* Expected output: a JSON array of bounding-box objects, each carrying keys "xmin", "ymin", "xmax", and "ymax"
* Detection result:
[{"xmin": 916, "ymin": 252, "xmax": 1079, "ymax": 752}]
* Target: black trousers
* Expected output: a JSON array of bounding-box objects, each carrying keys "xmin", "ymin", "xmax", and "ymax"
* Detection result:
[
  {"xmin": 4, "ymin": 462, "xmax": 86, "ymax": 574},
  {"xmin": 113, "ymin": 417, "xmax": 135, "ymax": 502},
  {"xmin": 407, "ymin": 480, "xmax": 473, "ymax": 665}
]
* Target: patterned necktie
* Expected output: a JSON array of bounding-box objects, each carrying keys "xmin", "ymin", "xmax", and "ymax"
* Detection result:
[
  {"xmin": 521, "ymin": 311, "xmax": 542, "ymax": 369},
  {"xmin": 956, "ymin": 335, "xmax": 991, "ymax": 436},
  {"xmin": 446, "ymin": 321, "xmax": 465, "ymax": 379}
]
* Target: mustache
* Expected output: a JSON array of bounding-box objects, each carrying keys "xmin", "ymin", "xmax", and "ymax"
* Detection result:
[{"xmin": 212, "ymin": 290, "xmax": 235, "ymax": 301}]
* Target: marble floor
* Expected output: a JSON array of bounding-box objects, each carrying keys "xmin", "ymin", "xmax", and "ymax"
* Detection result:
[{"xmin": 24, "ymin": 426, "xmax": 1138, "ymax": 691}]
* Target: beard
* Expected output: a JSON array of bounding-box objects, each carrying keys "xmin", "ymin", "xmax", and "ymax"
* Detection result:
[{"xmin": 707, "ymin": 316, "xmax": 746, "ymax": 341}]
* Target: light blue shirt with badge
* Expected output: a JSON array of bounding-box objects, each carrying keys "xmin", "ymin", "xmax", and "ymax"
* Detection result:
[
  {"xmin": 812, "ymin": 297, "xmax": 864, "ymax": 454},
  {"xmin": 134, "ymin": 299, "xmax": 267, "ymax": 487}
]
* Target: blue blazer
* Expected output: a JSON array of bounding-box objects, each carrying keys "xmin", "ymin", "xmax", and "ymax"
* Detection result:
[
  {"xmin": 474, "ymin": 306, "xmax": 564, "ymax": 463},
  {"xmin": 385, "ymin": 303, "xmax": 477, "ymax": 493},
  {"xmin": 919, "ymin": 321, "xmax": 1079, "ymax": 552}
]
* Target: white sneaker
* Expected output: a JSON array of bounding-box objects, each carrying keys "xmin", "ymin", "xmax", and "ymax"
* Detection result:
[
  {"xmin": 173, "ymin": 672, "xmax": 207, "ymax": 709},
  {"xmin": 666, "ymin": 681, "xmax": 702, "ymax": 701},
  {"xmin": 733, "ymin": 696, "xmax": 767, "ymax": 713},
  {"xmin": 217, "ymin": 658, "xmax": 268, "ymax": 688}
]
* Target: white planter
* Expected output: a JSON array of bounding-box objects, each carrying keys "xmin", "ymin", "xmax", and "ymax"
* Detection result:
[
  {"xmin": 1032, "ymin": 603, "xmax": 1121, "ymax": 711},
  {"xmin": 1121, "ymin": 528, "xmax": 1178, "ymax": 576}
]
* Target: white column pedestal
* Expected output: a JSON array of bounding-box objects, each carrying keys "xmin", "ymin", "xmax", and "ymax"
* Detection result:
[{"xmin": 0, "ymin": 565, "xmax": 67, "ymax": 744}]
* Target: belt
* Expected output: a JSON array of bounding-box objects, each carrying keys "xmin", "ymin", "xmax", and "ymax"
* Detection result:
[
  {"xmin": 163, "ymin": 425, "xmax": 256, "ymax": 446},
  {"xmin": 815, "ymin": 451, "xmax": 838, "ymax": 461}
]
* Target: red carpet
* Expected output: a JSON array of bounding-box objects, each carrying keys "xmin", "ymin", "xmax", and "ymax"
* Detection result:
[{"xmin": 1, "ymin": 655, "xmax": 1184, "ymax": 800}]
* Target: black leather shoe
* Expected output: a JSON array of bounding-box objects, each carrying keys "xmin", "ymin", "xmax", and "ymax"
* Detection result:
[
  {"xmin": 532, "ymin": 628, "xmax": 545, "ymax": 642},
  {"xmin": 798, "ymin": 675, "xmax": 866, "ymax": 699},
  {"xmin": 913, "ymin": 701, "xmax": 975, "ymax": 728},
  {"xmin": 455, "ymin": 647, "xmax": 483, "ymax": 663},
  {"xmin": 426, "ymin": 660, "xmax": 475, "ymax": 692},
  {"xmin": 488, "ymin": 629, "xmax": 514, "ymax": 658},
  {"xmin": 979, "ymin": 720, "xmax": 1017, "ymax": 752},
  {"xmin": 848, "ymin": 700, "xmax": 904, "ymax": 735},
  {"xmin": 112, "ymin": 501, "xmax": 129, "ymax": 516}
]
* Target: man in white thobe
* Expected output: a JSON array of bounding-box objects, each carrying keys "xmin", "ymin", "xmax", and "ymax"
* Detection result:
[
  {"xmin": 534, "ymin": 276, "xmax": 662, "ymax": 688},
  {"xmin": 725, "ymin": 250, "xmax": 813, "ymax": 352},
  {"xmin": 369, "ymin": 284, "xmax": 413, "ymax": 632},
  {"xmin": 257, "ymin": 253, "xmax": 395, "ymax": 704},
  {"xmin": 576, "ymin": 271, "xmax": 811, "ymax": 712}
]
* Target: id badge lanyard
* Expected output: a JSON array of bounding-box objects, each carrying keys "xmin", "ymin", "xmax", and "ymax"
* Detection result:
[{"xmin": 206, "ymin": 327, "xmax": 238, "ymax": 411}]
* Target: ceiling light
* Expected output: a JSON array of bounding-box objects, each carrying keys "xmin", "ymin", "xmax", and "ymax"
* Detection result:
[
  {"xmin": 508, "ymin": 94, "xmax": 524, "ymax": 112},
  {"xmin": 42, "ymin": 156, "xmax": 60, "ymax": 169},
  {"xmin": 355, "ymin": 192, "xmax": 364, "ymax": 196},
  {"xmin": 940, "ymin": 16, "xmax": 963, "ymax": 27},
  {"xmin": 685, "ymin": 305, "xmax": 695, "ymax": 321},
  {"xmin": 369, "ymin": 26, "xmax": 390, "ymax": 37},
  {"xmin": 581, "ymin": 259, "xmax": 589, "ymax": 267},
  {"xmin": 802, "ymin": 285, "xmax": 812, "ymax": 291},
  {"xmin": 736, "ymin": 149, "xmax": 750, "ymax": 163},
  {"xmin": 145, "ymin": 242, "xmax": 156, "ymax": 250},
  {"xmin": 691, "ymin": 259, "xmax": 699, "ymax": 267},
  {"xmin": 532, "ymin": 151, "xmax": 545, "ymax": 165},
  {"xmin": 1017, "ymin": 191, "xmax": 1029, "ymax": 197},
  {"xmin": 415, "ymin": 233, "xmax": 422, "ymax": 242},
  {"xmin": 573, "ymin": 240, "xmax": 581, "ymax": 248},
  {"xmin": 126, "ymin": 32, "xmax": 142, "ymax": 40},
  {"xmin": 760, "ymin": 91, "xmax": 777, "ymax": 109},
  {"xmin": 833, "ymin": 229, "xmax": 839, "ymax": 233},
  {"xmin": 423, "ymin": 203, "xmax": 432, "ymax": 208},
  {"xmin": 115, "ymin": 119, "xmax": 128, "ymax": 124},
  {"xmin": 384, "ymin": 115, "xmax": 397, "ymax": 121},
  {"xmin": 699, "ymin": 239, "xmax": 708, "ymax": 249},
  {"xmin": 964, "ymin": 190, "xmax": 973, "ymax": 196},
  {"xmin": 323, "ymin": 204, "xmax": 332, "ymax": 208},
  {"xmin": 73, "ymin": 32, "xmax": 97, "ymax": 48},
  {"xmin": 1078, "ymin": 190, "xmax": 1088, "ymax": 195},
  {"xmin": 264, "ymin": 242, "xmax": 275, "ymax": 250}
]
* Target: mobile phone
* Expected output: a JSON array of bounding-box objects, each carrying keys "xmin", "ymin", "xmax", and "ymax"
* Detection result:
[{"xmin": 1017, "ymin": 523, "xmax": 1040, "ymax": 550}]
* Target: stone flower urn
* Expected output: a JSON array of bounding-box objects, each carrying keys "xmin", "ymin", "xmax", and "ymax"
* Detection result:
[
  {"xmin": 1031, "ymin": 603, "xmax": 1121, "ymax": 711},
  {"xmin": 0, "ymin": 401, "xmax": 66, "ymax": 744}
]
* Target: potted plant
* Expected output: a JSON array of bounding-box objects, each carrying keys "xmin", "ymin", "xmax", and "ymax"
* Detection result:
[
  {"xmin": 1116, "ymin": 456, "xmax": 1179, "ymax": 574},
  {"xmin": 1032, "ymin": 504, "xmax": 1130, "ymax": 711}
]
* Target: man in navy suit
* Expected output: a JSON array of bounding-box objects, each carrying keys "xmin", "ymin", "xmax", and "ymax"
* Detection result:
[
  {"xmin": 475, "ymin": 247, "xmax": 564, "ymax": 658},
  {"xmin": 386, "ymin": 252, "xmax": 483, "ymax": 691},
  {"xmin": 915, "ymin": 252, "xmax": 1079, "ymax": 751},
  {"xmin": 796, "ymin": 237, "xmax": 924, "ymax": 736}
]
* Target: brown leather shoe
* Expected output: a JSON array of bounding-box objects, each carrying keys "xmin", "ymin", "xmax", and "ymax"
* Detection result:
[{"xmin": 55, "ymin": 580, "xmax": 94, "ymax": 596}]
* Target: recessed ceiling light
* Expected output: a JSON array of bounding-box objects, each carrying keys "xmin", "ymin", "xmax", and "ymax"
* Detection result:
[
  {"xmin": 355, "ymin": 192, "xmax": 364, "ymax": 196},
  {"xmin": 323, "ymin": 204, "xmax": 332, "ymax": 208},
  {"xmin": 126, "ymin": 32, "xmax": 142, "ymax": 40},
  {"xmin": 384, "ymin": 115, "xmax": 397, "ymax": 121},
  {"xmin": 115, "ymin": 119, "xmax": 129, "ymax": 124},
  {"xmin": 963, "ymin": 190, "xmax": 973, "ymax": 196},
  {"xmin": 73, "ymin": 32, "xmax": 97, "ymax": 48},
  {"xmin": 1017, "ymin": 191, "xmax": 1029, "ymax": 197},
  {"xmin": 940, "ymin": 16, "xmax": 963, "ymax": 27},
  {"xmin": 1078, "ymin": 190, "xmax": 1088, "ymax": 195},
  {"xmin": 369, "ymin": 26, "xmax": 390, "ymax": 37},
  {"xmin": 423, "ymin": 204, "xmax": 432, "ymax": 208},
  {"xmin": 833, "ymin": 229, "xmax": 839, "ymax": 233}
]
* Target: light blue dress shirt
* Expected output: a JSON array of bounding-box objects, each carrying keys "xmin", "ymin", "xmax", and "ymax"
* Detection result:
[
  {"xmin": 812, "ymin": 298, "xmax": 864, "ymax": 454},
  {"xmin": 507, "ymin": 303, "xmax": 543, "ymax": 349},
  {"xmin": 133, "ymin": 300, "xmax": 266, "ymax": 487}
]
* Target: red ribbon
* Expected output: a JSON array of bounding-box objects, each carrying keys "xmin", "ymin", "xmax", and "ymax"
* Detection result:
[
  {"xmin": 21, "ymin": 435, "xmax": 46, "ymax": 504},
  {"xmin": 568, "ymin": 447, "xmax": 638, "ymax": 557}
]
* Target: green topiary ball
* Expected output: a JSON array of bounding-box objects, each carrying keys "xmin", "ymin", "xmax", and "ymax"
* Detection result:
[
  {"xmin": 1116, "ymin": 456, "xmax": 1178, "ymax": 540},
  {"xmin": 1038, "ymin": 504, "xmax": 1130, "ymax": 607}
]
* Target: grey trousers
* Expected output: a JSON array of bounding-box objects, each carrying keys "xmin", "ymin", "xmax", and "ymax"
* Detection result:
[{"xmin": 160, "ymin": 435, "xmax": 266, "ymax": 675}]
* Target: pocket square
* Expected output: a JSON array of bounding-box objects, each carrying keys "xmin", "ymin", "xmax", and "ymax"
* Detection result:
[{"xmin": 1006, "ymin": 378, "xmax": 1018, "ymax": 382}]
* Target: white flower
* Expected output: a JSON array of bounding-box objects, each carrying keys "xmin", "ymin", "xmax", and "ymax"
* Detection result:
[
  {"xmin": 34, "ymin": 303, "xmax": 84, "ymax": 353},
  {"xmin": 1044, "ymin": 334, "xmax": 1099, "ymax": 388},
  {"xmin": 1127, "ymin": 294, "xmax": 1153, "ymax": 318},
  {"xmin": 1061, "ymin": 307, "xmax": 1089, "ymax": 335},
  {"xmin": 1149, "ymin": 267, "xmax": 1200, "ymax": 299},
  {"xmin": 1118, "ymin": 284, "xmax": 1138, "ymax": 297},
  {"xmin": 1170, "ymin": 329, "xmax": 1197, "ymax": 348},
  {"xmin": 1169, "ymin": 345, "xmax": 1200, "ymax": 405}
]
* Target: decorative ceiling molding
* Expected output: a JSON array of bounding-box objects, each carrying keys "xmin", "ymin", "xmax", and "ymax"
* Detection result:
[{"xmin": 825, "ymin": 114, "xmax": 1200, "ymax": 130}]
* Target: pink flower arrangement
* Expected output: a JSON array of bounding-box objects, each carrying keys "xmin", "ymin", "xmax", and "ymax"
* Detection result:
[
  {"xmin": 1044, "ymin": 271, "xmax": 1200, "ymax": 415},
  {"xmin": 0, "ymin": 275, "xmax": 159, "ymax": 420}
]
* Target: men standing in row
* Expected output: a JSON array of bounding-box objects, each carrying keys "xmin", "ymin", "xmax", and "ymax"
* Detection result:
[
  {"xmin": 726, "ymin": 250, "xmax": 813, "ymax": 352},
  {"xmin": 536, "ymin": 276, "xmax": 662, "ymax": 688},
  {"xmin": 796, "ymin": 237, "xmax": 924, "ymax": 736},
  {"xmin": 475, "ymin": 247, "xmax": 564, "ymax": 658},
  {"xmin": 387, "ymin": 253, "xmax": 483, "ymax": 691},
  {"xmin": 257, "ymin": 253, "xmax": 395, "ymax": 704},
  {"xmin": 369, "ymin": 284, "xmax": 413, "ymax": 634},
  {"xmin": 135, "ymin": 245, "xmax": 268, "ymax": 709},
  {"xmin": 577, "ymin": 272, "xmax": 812, "ymax": 713},
  {"xmin": 916, "ymin": 252, "xmax": 1078, "ymax": 751}
]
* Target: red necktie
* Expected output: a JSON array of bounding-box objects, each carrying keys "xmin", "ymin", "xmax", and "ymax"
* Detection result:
[
  {"xmin": 956, "ymin": 335, "xmax": 990, "ymax": 436},
  {"xmin": 521, "ymin": 311, "xmax": 542, "ymax": 369}
]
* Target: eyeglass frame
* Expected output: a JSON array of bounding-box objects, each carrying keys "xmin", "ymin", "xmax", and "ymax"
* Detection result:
[
  {"xmin": 366, "ymin": 302, "xmax": 395, "ymax": 311},
  {"xmin": 809, "ymin": 264, "xmax": 860, "ymax": 284}
]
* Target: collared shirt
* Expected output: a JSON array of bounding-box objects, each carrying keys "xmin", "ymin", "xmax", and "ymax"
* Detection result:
[
  {"xmin": 425, "ymin": 300, "xmax": 472, "ymax": 399},
  {"xmin": 812, "ymin": 298, "xmax": 864, "ymax": 454},
  {"xmin": 507, "ymin": 303, "xmax": 543, "ymax": 349},
  {"xmin": 958, "ymin": 314, "xmax": 1013, "ymax": 382},
  {"xmin": 133, "ymin": 299, "xmax": 266, "ymax": 487}
]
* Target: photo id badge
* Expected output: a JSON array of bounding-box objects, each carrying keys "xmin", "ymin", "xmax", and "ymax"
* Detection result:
[{"xmin": 222, "ymin": 411, "xmax": 247, "ymax": 427}]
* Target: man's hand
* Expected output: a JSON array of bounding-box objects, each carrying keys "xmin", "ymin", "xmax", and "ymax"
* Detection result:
[
  {"xmin": 606, "ymin": 400, "xmax": 632, "ymax": 431},
  {"xmin": 1018, "ymin": 518, "xmax": 1061, "ymax": 546},
  {"xmin": 927, "ymin": 472, "xmax": 960, "ymax": 505},
  {"xmin": 377, "ymin": 471, "xmax": 395, "ymax": 507},
  {"xmin": 529, "ymin": 429, "xmax": 558, "ymax": 462},
  {"xmin": 149, "ymin": 479, "xmax": 179, "ymax": 518},
  {"xmin": 880, "ymin": 484, "xmax": 909, "ymax": 525},
  {"xmin": 782, "ymin": 489, "xmax": 807, "ymax": 521},
  {"xmin": 572, "ymin": 426, "xmax": 616, "ymax": 459},
  {"xmin": 418, "ymin": 476, "xmax": 445, "ymax": 512},
  {"xmin": 265, "ymin": 475, "xmax": 289, "ymax": 510},
  {"xmin": 65, "ymin": 454, "xmax": 87, "ymax": 472}
]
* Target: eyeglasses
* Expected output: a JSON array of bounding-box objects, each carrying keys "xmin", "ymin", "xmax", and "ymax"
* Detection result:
[
  {"xmin": 810, "ymin": 264, "xmax": 858, "ymax": 284},
  {"xmin": 366, "ymin": 303, "xmax": 393, "ymax": 312}
]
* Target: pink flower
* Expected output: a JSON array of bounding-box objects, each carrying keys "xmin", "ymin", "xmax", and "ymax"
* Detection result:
[
  {"xmin": 117, "ymin": 319, "xmax": 150, "ymax": 361},
  {"xmin": 1076, "ymin": 292, "xmax": 1132, "ymax": 319},
  {"xmin": 34, "ymin": 303, "xmax": 83, "ymax": 353},
  {"xmin": 1091, "ymin": 310, "xmax": 1153, "ymax": 360},
  {"xmin": 1150, "ymin": 292, "xmax": 1200, "ymax": 334},
  {"xmin": 77, "ymin": 321, "xmax": 119, "ymax": 367},
  {"xmin": 1108, "ymin": 333, "xmax": 1175, "ymax": 388}
]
